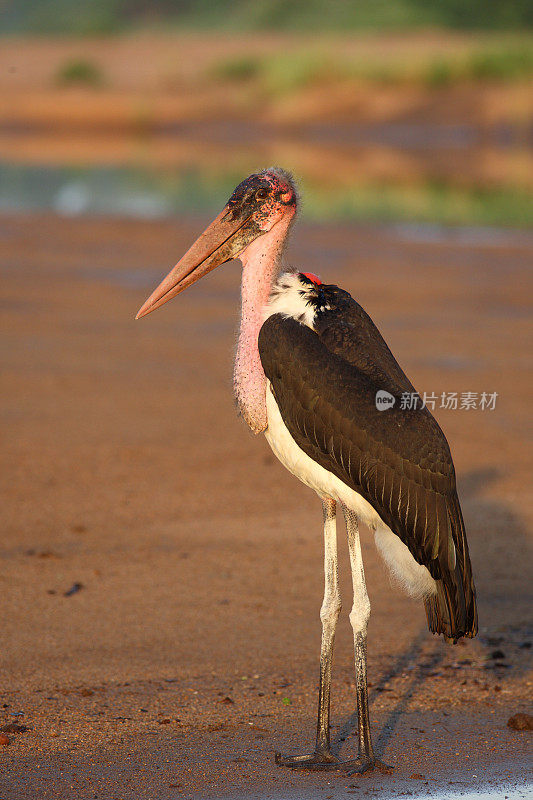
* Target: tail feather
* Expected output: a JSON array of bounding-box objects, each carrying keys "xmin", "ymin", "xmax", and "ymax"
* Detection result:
[{"xmin": 424, "ymin": 493, "xmax": 477, "ymax": 642}]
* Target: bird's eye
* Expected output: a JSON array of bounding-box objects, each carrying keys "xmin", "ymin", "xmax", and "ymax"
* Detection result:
[{"xmin": 255, "ymin": 188, "xmax": 269, "ymax": 201}]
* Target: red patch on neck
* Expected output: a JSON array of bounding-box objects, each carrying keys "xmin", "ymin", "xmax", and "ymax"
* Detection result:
[{"xmin": 301, "ymin": 272, "xmax": 322, "ymax": 286}]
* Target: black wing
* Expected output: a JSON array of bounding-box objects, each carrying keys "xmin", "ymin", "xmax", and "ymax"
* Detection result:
[{"xmin": 258, "ymin": 285, "xmax": 477, "ymax": 641}]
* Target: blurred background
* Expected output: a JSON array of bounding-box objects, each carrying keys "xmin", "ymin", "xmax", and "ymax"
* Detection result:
[
  {"xmin": 1, "ymin": 0, "xmax": 532, "ymax": 226},
  {"xmin": 1, "ymin": 5, "xmax": 532, "ymax": 796}
]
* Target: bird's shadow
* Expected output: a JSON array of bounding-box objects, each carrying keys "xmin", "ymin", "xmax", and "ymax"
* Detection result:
[{"xmin": 331, "ymin": 466, "xmax": 533, "ymax": 758}]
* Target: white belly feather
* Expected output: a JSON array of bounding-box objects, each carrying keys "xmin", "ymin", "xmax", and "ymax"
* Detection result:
[{"xmin": 265, "ymin": 381, "xmax": 380, "ymax": 529}]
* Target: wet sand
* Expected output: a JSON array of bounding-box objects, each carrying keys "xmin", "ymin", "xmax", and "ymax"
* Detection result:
[{"xmin": 0, "ymin": 213, "xmax": 531, "ymax": 798}]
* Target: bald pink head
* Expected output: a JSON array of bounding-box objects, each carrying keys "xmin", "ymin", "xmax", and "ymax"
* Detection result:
[{"xmin": 135, "ymin": 167, "xmax": 298, "ymax": 320}]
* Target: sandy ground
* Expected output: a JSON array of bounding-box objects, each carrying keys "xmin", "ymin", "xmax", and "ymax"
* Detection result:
[{"xmin": 0, "ymin": 212, "xmax": 532, "ymax": 798}]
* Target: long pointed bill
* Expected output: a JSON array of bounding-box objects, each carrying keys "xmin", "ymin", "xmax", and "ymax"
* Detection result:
[{"xmin": 135, "ymin": 206, "xmax": 259, "ymax": 319}]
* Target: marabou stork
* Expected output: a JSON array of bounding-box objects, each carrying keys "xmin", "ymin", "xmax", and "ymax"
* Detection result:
[{"xmin": 136, "ymin": 168, "xmax": 477, "ymax": 774}]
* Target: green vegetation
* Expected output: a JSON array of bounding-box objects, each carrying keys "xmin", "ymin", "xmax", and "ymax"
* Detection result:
[
  {"xmin": 211, "ymin": 51, "xmax": 346, "ymax": 95},
  {"xmin": 411, "ymin": 0, "xmax": 533, "ymax": 31},
  {"xmin": 1, "ymin": 0, "xmax": 532, "ymax": 35},
  {"xmin": 467, "ymin": 46, "xmax": 533, "ymax": 82},
  {"xmin": 302, "ymin": 182, "xmax": 533, "ymax": 228},
  {"xmin": 424, "ymin": 45, "xmax": 533, "ymax": 86},
  {"xmin": 2, "ymin": 163, "xmax": 532, "ymax": 228},
  {"xmin": 211, "ymin": 56, "xmax": 262, "ymax": 83},
  {"xmin": 55, "ymin": 58, "xmax": 104, "ymax": 87},
  {"xmin": 210, "ymin": 40, "xmax": 533, "ymax": 95},
  {"xmin": 5, "ymin": 0, "xmax": 123, "ymax": 35}
]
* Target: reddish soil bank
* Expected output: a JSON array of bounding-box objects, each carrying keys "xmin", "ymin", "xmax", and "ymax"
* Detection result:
[{"xmin": 1, "ymin": 34, "xmax": 532, "ymax": 134}]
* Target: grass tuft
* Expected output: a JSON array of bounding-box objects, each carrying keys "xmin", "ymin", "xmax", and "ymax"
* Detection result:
[
  {"xmin": 211, "ymin": 55, "xmax": 262, "ymax": 82},
  {"xmin": 211, "ymin": 52, "xmax": 356, "ymax": 97},
  {"xmin": 466, "ymin": 46, "xmax": 533, "ymax": 81},
  {"xmin": 55, "ymin": 58, "xmax": 104, "ymax": 87}
]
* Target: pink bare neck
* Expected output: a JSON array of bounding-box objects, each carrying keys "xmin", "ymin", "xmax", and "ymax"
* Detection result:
[{"xmin": 233, "ymin": 213, "xmax": 294, "ymax": 433}]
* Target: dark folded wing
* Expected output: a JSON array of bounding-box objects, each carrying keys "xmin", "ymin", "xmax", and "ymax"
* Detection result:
[{"xmin": 259, "ymin": 309, "xmax": 477, "ymax": 639}]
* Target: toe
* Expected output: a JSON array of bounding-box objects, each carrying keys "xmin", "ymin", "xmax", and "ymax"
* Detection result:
[
  {"xmin": 343, "ymin": 757, "xmax": 393, "ymax": 775},
  {"xmin": 275, "ymin": 751, "xmax": 341, "ymax": 771}
]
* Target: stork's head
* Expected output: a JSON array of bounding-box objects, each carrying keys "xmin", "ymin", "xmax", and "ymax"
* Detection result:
[{"xmin": 135, "ymin": 167, "xmax": 297, "ymax": 319}]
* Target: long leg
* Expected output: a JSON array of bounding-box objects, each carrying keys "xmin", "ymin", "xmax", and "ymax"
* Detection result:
[
  {"xmin": 275, "ymin": 498, "xmax": 342, "ymax": 770},
  {"xmin": 316, "ymin": 497, "xmax": 342, "ymax": 754},
  {"xmin": 342, "ymin": 506, "xmax": 392, "ymax": 774}
]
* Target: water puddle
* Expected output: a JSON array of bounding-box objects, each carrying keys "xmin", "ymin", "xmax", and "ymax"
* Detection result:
[{"xmin": 1, "ymin": 160, "xmax": 532, "ymax": 229}]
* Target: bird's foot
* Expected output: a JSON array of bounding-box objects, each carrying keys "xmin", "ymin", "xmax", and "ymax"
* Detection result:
[
  {"xmin": 275, "ymin": 749, "xmax": 341, "ymax": 771},
  {"xmin": 342, "ymin": 756, "xmax": 393, "ymax": 776}
]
